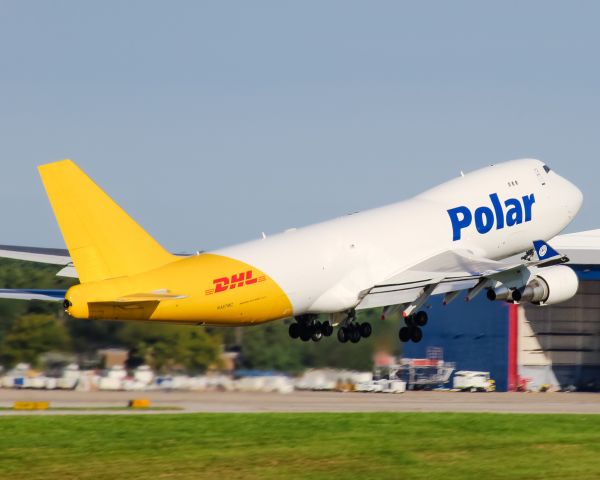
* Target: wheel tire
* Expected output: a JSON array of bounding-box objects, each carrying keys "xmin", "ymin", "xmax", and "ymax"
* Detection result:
[
  {"xmin": 289, "ymin": 323, "xmax": 300, "ymax": 339},
  {"xmin": 314, "ymin": 321, "xmax": 322, "ymax": 333},
  {"xmin": 404, "ymin": 315, "xmax": 415, "ymax": 327},
  {"xmin": 415, "ymin": 311, "xmax": 428, "ymax": 327},
  {"xmin": 311, "ymin": 331, "xmax": 323, "ymax": 342},
  {"xmin": 337, "ymin": 327, "xmax": 348, "ymax": 343},
  {"xmin": 411, "ymin": 327, "xmax": 423, "ymax": 343},
  {"xmin": 359, "ymin": 322, "xmax": 372, "ymax": 338},
  {"xmin": 399, "ymin": 327, "xmax": 411, "ymax": 342},
  {"xmin": 350, "ymin": 327, "xmax": 361, "ymax": 343},
  {"xmin": 321, "ymin": 321, "xmax": 333, "ymax": 337},
  {"xmin": 300, "ymin": 326, "xmax": 312, "ymax": 342}
]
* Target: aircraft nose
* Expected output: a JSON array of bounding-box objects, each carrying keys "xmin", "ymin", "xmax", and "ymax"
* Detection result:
[{"xmin": 564, "ymin": 178, "xmax": 583, "ymax": 219}]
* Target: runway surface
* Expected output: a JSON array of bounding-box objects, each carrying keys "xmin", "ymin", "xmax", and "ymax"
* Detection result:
[{"xmin": 1, "ymin": 389, "xmax": 600, "ymax": 415}]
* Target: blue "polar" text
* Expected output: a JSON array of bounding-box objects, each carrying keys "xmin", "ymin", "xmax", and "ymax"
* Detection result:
[{"xmin": 447, "ymin": 193, "xmax": 536, "ymax": 241}]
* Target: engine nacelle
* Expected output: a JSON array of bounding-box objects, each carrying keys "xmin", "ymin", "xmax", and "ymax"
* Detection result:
[
  {"xmin": 488, "ymin": 265, "xmax": 579, "ymax": 306},
  {"xmin": 520, "ymin": 265, "xmax": 579, "ymax": 305}
]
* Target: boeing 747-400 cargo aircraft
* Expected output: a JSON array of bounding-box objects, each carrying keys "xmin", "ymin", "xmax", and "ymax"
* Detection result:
[{"xmin": 1, "ymin": 158, "xmax": 598, "ymax": 344}]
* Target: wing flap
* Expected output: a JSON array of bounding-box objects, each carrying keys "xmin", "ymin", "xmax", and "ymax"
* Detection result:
[{"xmin": 357, "ymin": 277, "xmax": 480, "ymax": 310}]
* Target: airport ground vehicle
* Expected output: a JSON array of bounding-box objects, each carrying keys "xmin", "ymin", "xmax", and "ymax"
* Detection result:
[{"xmin": 453, "ymin": 371, "xmax": 495, "ymax": 392}]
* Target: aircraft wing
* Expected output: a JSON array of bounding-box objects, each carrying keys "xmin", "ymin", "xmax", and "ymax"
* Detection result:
[
  {"xmin": 550, "ymin": 229, "xmax": 600, "ymax": 265},
  {"xmin": 356, "ymin": 240, "xmax": 569, "ymax": 312}
]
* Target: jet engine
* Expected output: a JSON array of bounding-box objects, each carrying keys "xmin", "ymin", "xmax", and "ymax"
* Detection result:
[{"xmin": 487, "ymin": 265, "xmax": 579, "ymax": 306}]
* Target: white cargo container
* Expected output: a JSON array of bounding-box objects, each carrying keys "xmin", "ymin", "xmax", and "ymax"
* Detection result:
[
  {"xmin": 384, "ymin": 380, "xmax": 407, "ymax": 393},
  {"xmin": 295, "ymin": 369, "xmax": 372, "ymax": 391},
  {"xmin": 98, "ymin": 376, "xmax": 122, "ymax": 390},
  {"xmin": 28, "ymin": 376, "xmax": 48, "ymax": 389},
  {"xmin": 1, "ymin": 376, "xmax": 15, "ymax": 388},
  {"xmin": 45, "ymin": 377, "xmax": 58, "ymax": 390},
  {"xmin": 262, "ymin": 376, "xmax": 294, "ymax": 394},
  {"xmin": 57, "ymin": 364, "xmax": 80, "ymax": 389},
  {"xmin": 133, "ymin": 365, "xmax": 154, "ymax": 385},
  {"xmin": 106, "ymin": 365, "xmax": 127, "ymax": 380},
  {"xmin": 356, "ymin": 379, "xmax": 406, "ymax": 393}
]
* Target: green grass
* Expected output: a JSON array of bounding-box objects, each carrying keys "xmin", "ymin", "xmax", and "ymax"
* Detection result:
[{"xmin": 1, "ymin": 413, "xmax": 600, "ymax": 479}]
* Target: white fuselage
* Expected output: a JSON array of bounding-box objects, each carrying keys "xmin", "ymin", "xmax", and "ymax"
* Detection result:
[{"xmin": 215, "ymin": 159, "xmax": 583, "ymax": 316}]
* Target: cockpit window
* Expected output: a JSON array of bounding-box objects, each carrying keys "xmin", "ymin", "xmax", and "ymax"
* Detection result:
[{"xmin": 543, "ymin": 165, "xmax": 551, "ymax": 173}]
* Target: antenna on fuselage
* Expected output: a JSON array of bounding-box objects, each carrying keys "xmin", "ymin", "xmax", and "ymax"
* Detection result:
[{"xmin": 460, "ymin": 171, "xmax": 465, "ymax": 177}]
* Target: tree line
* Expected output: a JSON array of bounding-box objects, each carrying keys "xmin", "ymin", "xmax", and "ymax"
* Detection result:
[{"xmin": 0, "ymin": 258, "xmax": 399, "ymax": 373}]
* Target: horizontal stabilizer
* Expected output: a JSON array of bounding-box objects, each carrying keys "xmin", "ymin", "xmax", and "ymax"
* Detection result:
[
  {"xmin": 0, "ymin": 245, "xmax": 71, "ymax": 265},
  {"xmin": 114, "ymin": 291, "xmax": 187, "ymax": 303},
  {"xmin": 0, "ymin": 244, "xmax": 193, "ymax": 279},
  {"xmin": 0, "ymin": 289, "xmax": 66, "ymax": 302},
  {"xmin": 0, "ymin": 287, "xmax": 185, "ymax": 304}
]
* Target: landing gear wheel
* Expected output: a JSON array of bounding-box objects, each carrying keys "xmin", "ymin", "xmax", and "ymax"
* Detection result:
[
  {"xmin": 411, "ymin": 327, "xmax": 423, "ymax": 343},
  {"xmin": 321, "ymin": 321, "xmax": 333, "ymax": 337},
  {"xmin": 337, "ymin": 327, "xmax": 349, "ymax": 343},
  {"xmin": 350, "ymin": 326, "xmax": 361, "ymax": 343},
  {"xmin": 404, "ymin": 315, "xmax": 415, "ymax": 327},
  {"xmin": 415, "ymin": 311, "xmax": 428, "ymax": 327},
  {"xmin": 399, "ymin": 327, "xmax": 411, "ymax": 342},
  {"xmin": 359, "ymin": 322, "xmax": 372, "ymax": 338},
  {"xmin": 311, "ymin": 330, "xmax": 323, "ymax": 342},
  {"xmin": 289, "ymin": 323, "xmax": 300, "ymax": 339},
  {"xmin": 300, "ymin": 327, "xmax": 312, "ymax": 342}
]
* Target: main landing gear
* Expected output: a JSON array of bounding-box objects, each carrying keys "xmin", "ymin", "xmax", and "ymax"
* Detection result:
[
  {"xmin": 288, "ymin": 314, "xmax": 334, "ymax": 342},
  {"xmin": 337, "ymin": 310, "xmax": 372, "ymax": 344},
  {"xmin": 398, "ymin": 310, "xmax": 427, "ymax": 343},
  {"xmin": 288, "ymin": 311, "xmax": 372, "ymax": 345}
]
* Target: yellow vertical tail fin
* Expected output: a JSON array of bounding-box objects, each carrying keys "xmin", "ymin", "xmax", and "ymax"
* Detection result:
[{"xmin": 39, "ymin": 159, "xmax": 176, "ymax": 283}]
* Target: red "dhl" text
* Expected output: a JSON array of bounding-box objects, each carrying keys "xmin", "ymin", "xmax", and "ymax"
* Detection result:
[{"xmin": 205, "ymin": 270, "xmax": 265, "ymax": 295}]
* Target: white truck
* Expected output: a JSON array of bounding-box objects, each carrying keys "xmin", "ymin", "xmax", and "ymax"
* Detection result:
[{"xmin": 453, "ymin": 371, "xmax": 495, "ymax": 392}]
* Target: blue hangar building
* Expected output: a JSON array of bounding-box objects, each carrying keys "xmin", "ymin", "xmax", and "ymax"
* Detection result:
[{"xmin": 403, "ymin": 264, "xmax": 600, "ymax": 392}]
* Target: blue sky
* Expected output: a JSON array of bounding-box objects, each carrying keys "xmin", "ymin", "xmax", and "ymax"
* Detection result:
[{"xmin": 1, "ymin": 1, "xmax": 599, "ymax": 252}]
